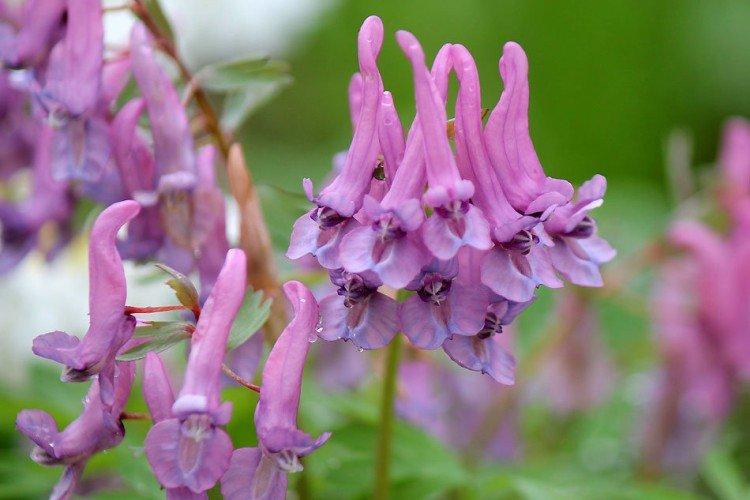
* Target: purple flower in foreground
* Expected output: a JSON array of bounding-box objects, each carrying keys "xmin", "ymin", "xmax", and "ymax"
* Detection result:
[
  {"xmin": 542, "ymin": 175, "xmax": 615, "ymax": 287},
  {"xmin": 0, "ymin": 0, "xmax": 65, "ymax": 68},
  {"xmin": 222, "ymin": 281, "xmax": 331, "ymax": 500},
  {"xmin": 397, "ymin": 30, "xmax": 492, "ymax": 260},
  {"xmin": 452, "ymin": 44, "xmax": 561, "ymax": 302},
  {"xmin": 16, "ymin": 361, "xmax": 134, "ymax": 500},
  {"xmin": 318, "ymin": 268, "xmax": 399, "ymax": 350},
  {"xmin": 142, "ymin": 353, "xmax": 208, "ymax": 500},
  {"xmin": 718, "ymin": 117, "xmax": 750, "ymax": 216},
  {"xmin": 484, "ymin": 42, "xmax": 573, "ymax": 216},
  {"xmin": 400, "ymin": 258, "xmax": 486, "ymax": 350},
  {"xmin": 145, "ymin": 249, "xmax": 246, "ymax": 494},
  {"xmin": 338, "ymin": 45, "xmax": 454, "ymax": 288},
  {"xmin": 287, "ymin": 16, "xmax": 383, "ymax": 269},
  {"xmin": 32, "ymin": 200, "xmax": 139, "ymax": 405}
]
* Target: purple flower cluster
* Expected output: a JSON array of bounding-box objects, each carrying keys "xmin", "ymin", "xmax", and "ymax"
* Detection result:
[
  {"xmin": 643, "ymin": 118, "xmax": 750, "ymax": 476},
  {"xmin": 287, "ymin": 16, "xmax": 614, "ymax": 382},
  {"xmin": 0, "ymin": 1, "xmax": 228, "ymax": 287}
]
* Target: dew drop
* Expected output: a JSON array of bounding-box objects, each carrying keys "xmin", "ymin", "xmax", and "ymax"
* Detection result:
[
  {"xmin": 308, "ymin": 334, "xmax": 317, "ymax": 343},
  {"xmin": 356, "ymin": 347, "xmax": 364, "ymax": 353}
]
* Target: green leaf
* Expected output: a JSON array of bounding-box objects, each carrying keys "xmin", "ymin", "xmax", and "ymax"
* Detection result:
[
  {"xmin": 155, "ymin": 263, "xmax": 200, "ymax": 312},
  {"xmin": 702, "ymin": 444, "xmax": 749, "ymax": 500},
  {"xmin": 133, "ymin": 321, "xmax": 194, "ymax": 338},
  {"xmin": 117, "ymin": 329, "xmax": 191, "ymax": 361},
  {"xmin": 226, "ymin": 287, "xmax": 272, "ymax": 351},
  {"xmin": 196, "ymin": 55, "xmax": 291, "ymax": 92}
]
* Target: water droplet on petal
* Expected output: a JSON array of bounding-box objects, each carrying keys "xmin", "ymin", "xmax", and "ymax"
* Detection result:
[{"xmin": 357, "ymin": 347, "xmax": 364, "ymax": 353}]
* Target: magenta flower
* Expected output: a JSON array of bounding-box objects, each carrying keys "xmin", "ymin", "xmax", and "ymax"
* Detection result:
[
  {"xmin": 145, "ymin": 249, "xmax": 246, "ymax": 494},
  {"xmin": 287, "ymin": 16, "xmax": 384, "ymax": 269},
  {"xmin": 397, "ymin": 31, "xmax": 491, "ymax": 260},
  {"xmin": 484, "ymin": 42, "xmax": 573, "ymax": 216},
  {"xmin": 0, "ymin": 0, "xmax": 65, "ymax": 68},
  {"xmin": 16, "ymin": 361, "xmax": 135, "ymax": 500},
  {"xmin": 452, "ymin": 44, "xmax": 561, "ymax": 302},
  {"xmin": 222, "ymin": 281, "xmax": 330, "ymax": 500},
  {"xmin": 542, "ymin": 175, "xmax": 615, "ymax": 287},
  {"xmin": 32, "ymin": 200, "xmax": 140, "ymax": 405},
  {"xmin": 338, "ymin": 45, "xmax": 454, "ymax": 288},
  {"xmin": 718, "ymin": 117, "xmax": 750, "ymax": 215},
  {"xmin": 142, "ymin": 353, "xmax": 209, "ymax": 500}
]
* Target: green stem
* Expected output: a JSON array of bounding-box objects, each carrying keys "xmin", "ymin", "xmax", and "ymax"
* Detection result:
[{"xmin": 374, "ymin": 334, "xmax": 402, "ymax": 500}]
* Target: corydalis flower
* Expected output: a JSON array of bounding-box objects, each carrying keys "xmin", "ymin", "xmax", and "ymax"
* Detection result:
[
  {"xmin": 484, "ymin": 42, "xmax": 573, "ymax": 216},
  {"xmin": 16, "ymin": 361, "xmax": 134, "ymax": 500},
  {"xmin": 0, "ymin": 0, "xmax": 65, "ymax": 68},
  {"xmin": 452, "ymin": 44, "xmax": 561, "ymax": 302},
  {"xmin": 397, "ymin": 30, "xmax": 492, "ymax": 260},
  {"xmin": 287, "ymin": 16, "xmax": 383, "ymax": 269},
  {"xmin": 338, "ymin": 45, "xmax": 455, "ymax": 288},
  {"xmin": 32, "ymin": 200, "xmax": 139, "ymax": 406},
  {"xmin": 318, "ymin": 268, "xmax": 399, "ymax": 350},
  {"xmin": 222, "ymin": 281, "xmax": 331, "ymax": 500},
  {"xmin": 543, "ymin": 175, "xmax": 615, "ymax": 287},
  {"xmin": 145, "ymin": 249, "xmax": 246, "ymax": 494}
]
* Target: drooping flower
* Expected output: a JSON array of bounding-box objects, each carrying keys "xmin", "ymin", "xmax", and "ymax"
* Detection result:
[
  {"xmin": 484, "ymin": 42, "xmax": 573, "ymax": 216},
  {"xmin": 16, "ymin": 360, "xmax": 135, "ymax": 500},
  {"xmin": 338, "ymin": 44, "xmax": 454, "ymax": 288},
  {"xmin": 0, "ymin": 0, "xmax": 65, "ymax": 68},
  {"xmin": 145, "ymin": 248, "xmax": 246, "ymax": 494},
  {"xmin": 397, "ymin": 30, "xmax": 492, "ymax": 260},
  {"xmin": 142, "ymin": 353, "xmax": 208, "ymax": 500},
  {"xmin": 31, "ymin": 200, "xmax": 140, "ymax": 406},
  {"xmin": 222, "ymin": 281, "xmax": 331, "ymax": 500},
  {"xmin": 542, "ymin": 174, "xmax": 616, "ymax": 287},
  {"xmin": 452, "ymin": 44, "xmax": 561, "ymax": 302},
  {"xmin": 318, "ymin": 268, "xmax": 399, "ymax": 350},
  {"xmin": 287, "ymin": 16, "xmax": 384, "ymax": 269}
]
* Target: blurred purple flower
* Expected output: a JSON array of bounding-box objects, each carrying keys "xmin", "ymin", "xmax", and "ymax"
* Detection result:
[{"xmin": 222, "ymin": 281, "xmax": 330, "ymax": 500}]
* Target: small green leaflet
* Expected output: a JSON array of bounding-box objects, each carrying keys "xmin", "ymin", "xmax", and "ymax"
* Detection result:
[
  {"xmin": 155, "ymin": 263, "xmax": 200, "ymax": 312},
  {"xmin": 227, "ymin": 287, "xmax": 272, "ymax": 351},
  {"xmin": 195, "ymin": 55, "xmax": 291, "ymax": 93},
  {"xmin": 221, "ymin": 78, "xmax": 292, "ymax": 133},
  {"xmin": 117, "ymin": 321, "xmax": 193, "ymax": 361}
]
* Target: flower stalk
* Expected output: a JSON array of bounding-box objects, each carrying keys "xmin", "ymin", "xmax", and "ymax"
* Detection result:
[{"xmin": 374, "ymin": 334, "xmax": 402, "ymax": 500}]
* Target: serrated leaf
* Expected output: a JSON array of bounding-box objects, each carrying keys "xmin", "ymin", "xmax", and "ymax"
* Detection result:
[
  {"xmin": 196, "ymin": 55, "xmax": 291, "ymax": 92},
  {"xmin": 117, "ymin": 329, "xmax": 191, "ymax": 361},
  {"xmin": 155, "ymin": 263, "xmax": 200, "ymax": 312},
  {"xmin": 133, "ymin": 321, "xmax": 194, "ymax": 338},
  {"xmin": 227, "ymin": 287, "xmax": 272, "ymax": 351}
]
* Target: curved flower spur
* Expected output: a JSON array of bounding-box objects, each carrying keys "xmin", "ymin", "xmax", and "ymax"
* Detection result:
[
  {"xmin": 144, "ymin": 249, "xmax": 247, "ymax": 495},
  {"xmin": 222, "ymin": 281, "xmax": 330, "ymax": 500},
  {"xmin": 31, "ymin": 200, "xmax": 140, "ymax": 406}
]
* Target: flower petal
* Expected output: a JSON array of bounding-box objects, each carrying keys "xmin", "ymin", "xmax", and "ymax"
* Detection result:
[{"xmin": 443, "ymin": 334, "xmax": 516, "ymax": 384}]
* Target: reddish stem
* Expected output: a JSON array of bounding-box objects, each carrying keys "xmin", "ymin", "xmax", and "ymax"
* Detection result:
[
  {"xmin": 222, "ymin": 364, "xmax": 261, "ymax": 393},
  {"xmin": 120, "ymin": 411, "xmax": 151, "ymax": 421},
  {"xmin": 125, "ymin": 305, "xmax": 189, "ymax": 314}
]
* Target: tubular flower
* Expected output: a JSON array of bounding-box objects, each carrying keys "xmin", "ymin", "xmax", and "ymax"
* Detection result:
[
  {"xmin": 145, "ymin": 249, "xmax": 246, "ymax": 494},
  {"xmin": 16, "ymin": 361, "xmax": 135, "ymax": 500},
  {"xmin": 0, "ymin": 0, "xmax": 65, "ymax": 68},
  {"xmin": 452, "ymin": 44, "xmax": 561, "ymax": 302},
  {"xmin": 142, "ymin": 353, "xmax": 208, "ymax": 500},
  {"xmin": 222, "ymin": 281, "xmax": 331, "ymax": 500},
  {"xmin": 31, "ymin": 200, "xmax": 140, "ymax": 406},
  {"xmin": 338, "ymin": 45, "xmax": 453, "ymax": 288},
  {"xmin": 287, "ymin": 16, "xmax": 384, "ymax": 269},
  {"xmin": 397, "ymin": 30, "xmax": 492, "ymax": 260},
  {"xmin": 318, "ymin": 268, "xmax": 399, "ymax": 350},
  {"xmin": 484, "ymin": 42, "xmax": 573, "ymax": 216}
]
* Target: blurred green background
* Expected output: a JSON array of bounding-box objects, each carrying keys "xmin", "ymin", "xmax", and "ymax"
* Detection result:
[{"xmin": 4, "ymin": 0, "xmax": 750, "ymax": 498}]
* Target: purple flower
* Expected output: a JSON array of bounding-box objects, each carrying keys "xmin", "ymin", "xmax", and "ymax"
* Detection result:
[
  {"xmin": 142, "ymin": 353, "xmax": 209, "ymax": 500},
  {"xmin": 222, "ymin": 281, "xmax": 330, "ymax": 500},
  {"xmin": 287, "ymin": 16, "xmax": 383, "ymax": 269},
  {"xmin": 16, "ymin": 360, "xmax": 135, "ymax": 500},
  {"xmin": 318, "ymin": 268, "xmax": 399, "ymax": 350},
  {"xmin": 542, "ymin": 175, "xmax": 616, "ymax": 287},
  {"xmin": 0, "ymin": 0, "xmax": 65, "ymax": 68},
  {"xmin": 338, "ymin": 45, "xmax": 454, "ymax": 288},
  {"xmin": 442, "ymin": 328, "xmax": 517, "ymax": 385},
  {"xmin": 718, "ymin": 117, "xmax": 750, "ymax": 215},
  {"xmin": 396, "ymin": 30, "xmax": 492, "ymax": 260},
  {"xmin": 145, "ymin": 249, "xmax": 246, "ymax": 494},
  {"xmin": 0, "ymin": 124, "xmax": 73, "ymax": 274},
  {"xmin": 484, "ymin": 42, "xmax": 573, "ymax": 216},
  {"xmin": 451, "ymin": 44, "xmax": 561, "ymax": 302},
  {"xmin": 400, "ymin": 258, "xmax": 487, "ymax": 350},
  {"xmin": 32, "ymin": 200, "xmax": 140, "ymax": 406}
]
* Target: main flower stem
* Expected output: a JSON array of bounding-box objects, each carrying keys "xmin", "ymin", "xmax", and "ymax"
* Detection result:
[{"xmin": 374, "ymin": 334, "xmax": 402, "ymax": 500}]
